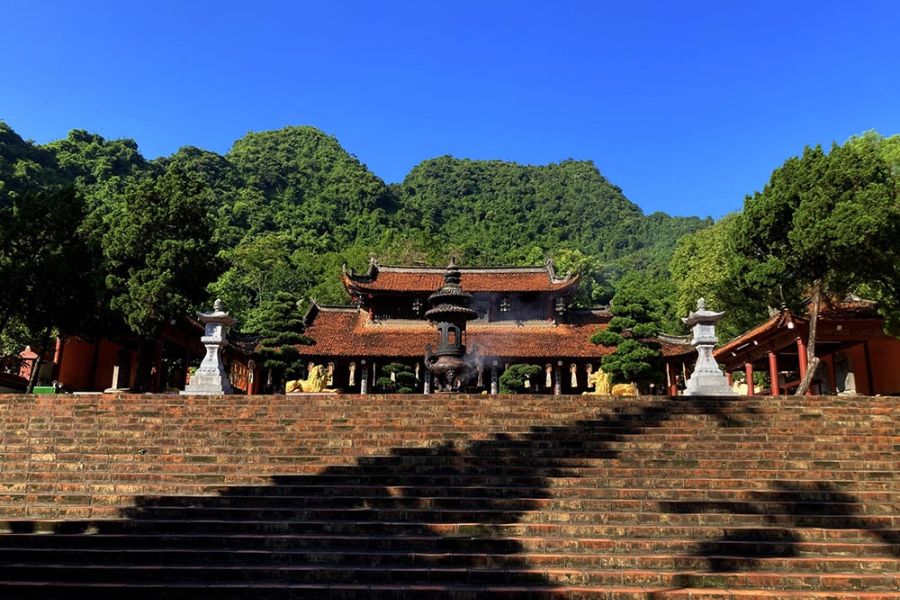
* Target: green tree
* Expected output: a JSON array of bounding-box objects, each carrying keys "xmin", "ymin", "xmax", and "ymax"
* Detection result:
[
  {"xmin": 669, "ymin": 214, "xmax": 761, "ymax": 340},
  {"xmin": 101, "ymin": 164, "xmax": 220, "ymax": 389},
  {"xmin": 591, "ymin": 286, "xmax": 662, "ymax": 388},
  {"xmin": 498, "ymin": 364, "xmax": 542, "ymax": 393},
  {"xmin": 376, "ymin": 363, "xmax": 418, "ymax": 393},
  {"xmin": 254, "ymin": 292, "xmax": 312, "ymax": 392},
  {"xmin": 0, "ymin": 188, "xmax": 100, "ymax": 389},
  {"xmin": 0, "ymin": 121, "xmax": 60, "ymax": 203},
  {"xmin": 731, "ymin": 136, "xmax": 900, "ymax": 394}
]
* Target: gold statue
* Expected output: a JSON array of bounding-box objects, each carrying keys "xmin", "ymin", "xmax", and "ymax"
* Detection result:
[
  {"xmin": 285, "ymin": 365, "xmax": 338, "ymax": 394},
  {"xmin": 582, "ymin": 368, "xmax": 612, "ymax": 395},
  {"xmin": 610, "ymin": 383, "xmax": 638, "ymax": 396},
  {"xmin": 582, "ymin": 368, "xmax": 638, "ymax": 396}
]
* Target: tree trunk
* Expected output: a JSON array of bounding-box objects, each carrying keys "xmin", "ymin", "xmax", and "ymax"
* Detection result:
[
  {"xmin": 132, "ymin": 340, "xmax": 155, "ymax": 393},
  {"xmin": 795, "ymin": 280, "xmax": 822, "ymax": 396},
  {"xmin": 0, "ymin": 309, "xmax": 11, "ymax": 342}
]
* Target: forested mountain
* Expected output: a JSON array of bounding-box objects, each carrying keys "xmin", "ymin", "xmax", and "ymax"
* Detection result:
[{"xmin": 0, "ymin": 121, "xmax": 709, "ymax": 352}]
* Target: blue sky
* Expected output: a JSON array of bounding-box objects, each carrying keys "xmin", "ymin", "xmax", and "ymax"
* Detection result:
[{"xmin": 2, "ymin": 1, "xmax": 898, "ymax": 218}]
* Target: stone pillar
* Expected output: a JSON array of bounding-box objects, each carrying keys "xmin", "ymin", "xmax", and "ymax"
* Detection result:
[
  {"xmin": 360, "ymin": 359, "xmax": 368, "ymax": 394},
  {"xmin": 682, "ymin": 299, "xmax": 736, "ymax": 396},
  {"xmin": 105, "ymin": 347, "xmax": 133, "ymax": 392},
  {"xmin": 744, "ymin": 362, "xmax": 754, "ymax": 396},
  {"xmin": 554, "ymin": 361, "xmax": 562, "ymax": 396},
  {"xmin": 768, "ymin": 351, "xmax": 780, "ymax": 396},
  {"xmin": 490, "ymin": 361, "xmax": 498, "ymax": 395},
  {"xmin": 181, "ymin": 299, "xmax": 236, "ymax": 395},
  {"xmin": 796, "ymin": 337, "xmax": 808, "ymax": 380},
  {"xmin": 665, "ymin": 362, "xmax": 673, "ymax": 394}
]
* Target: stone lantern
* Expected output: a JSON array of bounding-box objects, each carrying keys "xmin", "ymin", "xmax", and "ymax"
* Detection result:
[
  {"xmin": 424, "ymin": 258, "xmax": 478, "ymax": 392},
  {"xmin": 181, "ymin": 299, "xmax": 236, "ymax": 395},
  {"xmin": 682, "ymin": 298, "xmax": 736, "ymax": 396}
]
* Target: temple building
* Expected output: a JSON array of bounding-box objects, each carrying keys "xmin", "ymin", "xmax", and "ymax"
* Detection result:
[
  {"xmin": 298, "ymin": 259, "xmax": 619, "ymax": 394},
  {"xmin": 714, "ymin": 299, "xmax": 900, "ymax": 396}
]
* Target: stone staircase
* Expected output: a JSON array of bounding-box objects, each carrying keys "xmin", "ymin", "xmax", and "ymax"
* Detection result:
[{"xmin": 0, "ymin": 393, "xmax": 896, "ymax": 599}]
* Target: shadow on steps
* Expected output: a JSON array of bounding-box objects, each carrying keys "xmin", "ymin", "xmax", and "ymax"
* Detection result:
[{"xmin": 0, "ymin": 396, "xmax": 896, "ymax": 599}]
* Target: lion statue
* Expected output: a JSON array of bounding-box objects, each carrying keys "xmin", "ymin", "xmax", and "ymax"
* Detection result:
[
  {"xmin": 582, "ymin": 368, "xmax": 612, "ymax": 395},
  {"xmin": 285, "ymin": 365, "xmax": 338, "ymax": 394},
  {"xmin": 582, "ymin": 368, "xmax": 638, "ymax": 396},
  {"xmin": 610, "ymin": 382, "xmax": 638, "ymax": 396}
]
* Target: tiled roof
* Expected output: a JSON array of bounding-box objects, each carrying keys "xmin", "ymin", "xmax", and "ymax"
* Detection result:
[
  {"xmin": 657, "ymin": 340, "xmax": 695, "ymax": 358},
  {"xmin": 301, "ymin": 307, "xmax": 693, "ymax": 360},
  {"xmin": 342, "ymin": 265, "xmax": 580, "ymax": 294},
  {"xmin": 714, "ymin": 312, "xmax": 787, "ymax": 358},
  {"xmin": 713, "ymin": 299, "xmax": 883, "ymax": 360},
  {"xmin": 301, "ymin": 308, "xmax": 610, "ymax": 359}
]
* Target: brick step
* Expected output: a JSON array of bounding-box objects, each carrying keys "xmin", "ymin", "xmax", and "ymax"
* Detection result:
[
  {"xmin": 14, "ymin": 444, "xmax": 890, "ymax": 456},
  {"xmin": 9, "ymin": 466, "xmax": 896, "ymax": 483},
  {"xmin": 5, "ymin": 392, "xmax": 891, "ymax": 405},
  {"xmin": 90, "ymin": 507, "xmax": 895, "ymax": 528},
  {"xmin": 8, "ymin": 460, "xmax": 896, "ymax": 480},
  {"xmin": 4, "ymin": 486, "xmax": 893, "ymax": 505},
  {"xmin": 9, "ymin": 406, "xmax": 891, "ymax": 416},
  {"xmin": 3, "ymin": 532, "xmax": 895, "ymax": 558},
  {"xmin": 7, "ymin": 430, "xmax": 893, "ymax": 442},
  {"xmin": 6, "ymin": 503, "xmax": 899, "ymax": 523},
  {"xmin": 9, "ymin": 449, "xmax": 894, "ymax": 466},
  {"xmin": 7, "ymin": 476, "xmax": 895, "ymax": 494},
  {"xmin": 9, "ymin": 438, "xmax": 893, "ymax": 453},
  {"xmin": 90, "ymin": 494, "xmax": 895, "ymax": 515},
  {"xmin": 1, "ymin": 563, "xmax": 897, "ymax": 591},
  {"xmin": 0, "ymin": 546, "xmax": 895, "ymax": 573},
  {"xmin": 3, "ymin": 519, "xmax": 895, "ymax": 543},
  {"xmin": 0, "ymin": 583, "xmax": 892, "ymax": 600}
]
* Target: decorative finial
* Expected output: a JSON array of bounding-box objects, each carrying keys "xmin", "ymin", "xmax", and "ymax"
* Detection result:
[
  {"xmin": 444, "ymin": 258, "xmax": 462, "ymax": 286},
  {"xmin": 697, "ymin": 298, "xmax": 707, "ymax": 311},
  {"xmin": 214, "ymin": 298, "xmax": 225, "ymax": 312}
]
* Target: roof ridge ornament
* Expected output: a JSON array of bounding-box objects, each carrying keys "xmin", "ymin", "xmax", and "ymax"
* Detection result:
[{"xmin": 367, "ymin": 255, "xmax": 379, "ymax": 278}]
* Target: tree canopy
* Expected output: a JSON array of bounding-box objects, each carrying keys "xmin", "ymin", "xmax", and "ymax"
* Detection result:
[
  {"xmin": 4, "ymin": 117, "xmax": 896, "ymax": 392},
  {"xmin": 591, "ymin": 284, "xmax": 663, "ymax": 388}
]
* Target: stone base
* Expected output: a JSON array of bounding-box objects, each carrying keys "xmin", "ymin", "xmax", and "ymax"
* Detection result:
[
  {"xmin": 684, "ymin": 371, "xmax": 737, "ymax": 396},
  {"xmin": 181, "ymin": 372, "xmax": 233, "ymax": 396}
]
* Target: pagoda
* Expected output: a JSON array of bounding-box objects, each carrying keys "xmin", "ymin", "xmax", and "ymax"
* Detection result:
[{"xmin": 424, "ymin": 259, "xmax": 478, "ymax": 391}]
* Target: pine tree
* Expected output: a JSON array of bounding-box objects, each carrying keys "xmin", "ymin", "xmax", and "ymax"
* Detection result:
[
  {"xmin": 376, "ymin": 363, "xmax": 418, "ymax": 393},
  {"xmin": 253, "ymin": 292, "xmax": 312, "ymax": 392},
  {"xmin": 498, "ymin": 364, "xmax": 542, "ymax": 394},
  {"xmin": 591, "ymin": 286, "xmax": 662, "ymax": 389}
]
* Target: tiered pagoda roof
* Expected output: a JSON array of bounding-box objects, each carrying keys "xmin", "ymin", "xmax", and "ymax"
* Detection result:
[
  {"xmin": 300, "ymin": 305, "xmax": 615, "ymax": 359},
  {"xmin": 342, "ymin": 259, "xmax": 580, "ymax": 296}
]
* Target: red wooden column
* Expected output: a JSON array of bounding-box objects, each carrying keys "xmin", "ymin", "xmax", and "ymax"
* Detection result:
[
  {"xmin": 744, "ymin": 362, "xmax": 754, "ymax": 396},
  {"xmin": 796, "ymin": 337, "xmax": 808, "ymax": 381},
  {"xmin": 768, "ymin": 351, "xmax": 780, "ymax": 396},
  {"xmin": 247, "ymin": 360, "xmax": 258, "ymax": 395},
  {"xmin": 726, "ymin": 371, "xmax": 733, "ymax": 387},
  {"xmin": 51, "ymin": 336, "xmax": 66, "ymax": 381}
]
